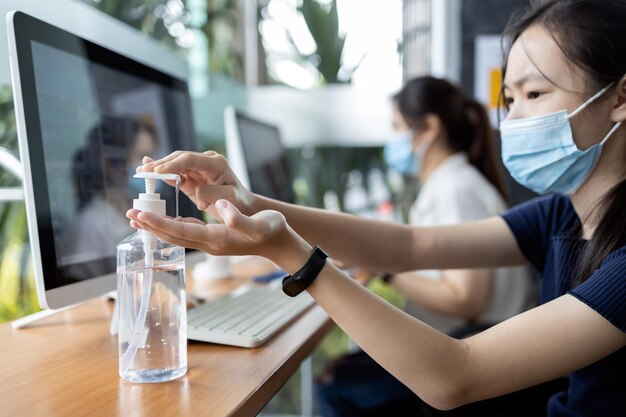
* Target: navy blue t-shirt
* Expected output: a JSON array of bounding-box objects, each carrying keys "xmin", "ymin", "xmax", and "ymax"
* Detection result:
[{"xmin": 501, "ymin": 194, "xmax": 625, "ymax": 417}]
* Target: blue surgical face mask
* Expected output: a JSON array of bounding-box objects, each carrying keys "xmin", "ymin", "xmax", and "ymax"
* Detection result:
[
  {"xmin": 384, "ymin": 132, "xmax": 415, "ymax": 175},
  {"xmin": 499, "ymin": 84, "xmax": 622, "ymax": 194},
  {"xmin": 384, "ymin": 132, "xmax": 432, "ymax": 176}
]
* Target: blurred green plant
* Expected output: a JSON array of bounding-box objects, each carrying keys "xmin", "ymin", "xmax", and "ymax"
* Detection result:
[
  {"xmin": 82, "ymin": 0, "xmax": 245, "ymax": 81},
  {"xmin": 0, "ymin": 86, "xmax": 38, "ymax": 323},
  {"xmin": 0, "ymin": 202, "xmax": 38, "ymax": 322},
  {"xmin": 258, "ymin": 0, "xmax": 362, "ymax": 86},
  {"xmin": 0, "ymin": 87, "xmax": 17, "ymax": 156},
  {"xmin": 81, "ymin": 0, "xmax": 184, "ymax": 49},
  {"xmin": 202, "ymin": 0, "xmax": 245, "ymax": 81},
  {"xmin": 299, "ymin": 0, "xmax": 347, "ymax": 84}
]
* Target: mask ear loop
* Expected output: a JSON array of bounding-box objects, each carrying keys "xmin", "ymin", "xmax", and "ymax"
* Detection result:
[
  {"xmin": 568, "ymin": 83, "xmax": 622, "ymax": 147},
  {"xmin": 599, "ymin": 121, "xmax": 623, "ymax": 146},
  {"xmin": 568, "ymin": 83, "xmax": 615, "ymax": 119},
  {"xmin": 598, "ymin": 76, "xmax": 626, "ymax": 145}
]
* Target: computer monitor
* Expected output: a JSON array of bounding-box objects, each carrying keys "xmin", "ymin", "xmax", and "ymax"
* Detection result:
[
  {"xmin": 7, "ymin": 11, "xmax": 201, "ymax": 309},
  {"xmin": 224, "ymin": 106, "xmax": 293, "ymax": 203}
]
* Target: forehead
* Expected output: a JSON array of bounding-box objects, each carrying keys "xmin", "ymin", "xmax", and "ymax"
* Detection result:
[{"xmin": 504, "ymin": 24, "xmax": 585, "ymax": 92}]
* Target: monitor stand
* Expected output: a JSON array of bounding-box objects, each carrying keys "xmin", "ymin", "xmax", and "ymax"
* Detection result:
[
  {"xmin": 11, "ymin": 291, "xmax": 119, "ymax": 335},
  {"xmin": 11, "ymin": 304, "xmax": 77, "ymax": 329}
]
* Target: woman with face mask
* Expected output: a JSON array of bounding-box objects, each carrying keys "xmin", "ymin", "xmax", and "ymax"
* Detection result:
[
  {"xmin": 385, "ymin": 77, "xmax": 535, "ymax": 334},
  {"xmin": 312, "ymin": 77, "xmax": 537, "ymax": 416},
  {"xmin": 128, "ymin": 1, "xmax": 626, "ymax": 415}
]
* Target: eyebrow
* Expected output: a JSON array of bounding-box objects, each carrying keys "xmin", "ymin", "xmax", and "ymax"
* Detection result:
[{"xmin": 503, "ymin": 72, "xmax": 548, "ymax": 90}]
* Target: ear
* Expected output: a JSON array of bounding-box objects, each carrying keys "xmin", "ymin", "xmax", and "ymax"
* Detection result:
[
  {"xmin": 610, "ymin": 75, "xmax": 626, "ymax": 123},
  {"xmin": 415, "ymin": 113, "xmax": 441, "ymax": 142}
]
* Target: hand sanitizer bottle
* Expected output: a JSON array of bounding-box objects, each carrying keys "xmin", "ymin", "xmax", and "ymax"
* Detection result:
[{"xmin": 117, "ymin": 172, "xmax": 186, "ymax": 383}]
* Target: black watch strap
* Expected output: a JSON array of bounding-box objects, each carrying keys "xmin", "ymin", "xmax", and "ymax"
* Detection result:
[{"xmin": 282, "ymin": 246, "xmax": 328, "ymax": 297}]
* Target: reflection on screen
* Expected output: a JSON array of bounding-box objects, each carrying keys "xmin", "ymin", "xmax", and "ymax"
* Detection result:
[{"xmin": 31, "ymin": 41, "xmax": 195, "ymax": 281}]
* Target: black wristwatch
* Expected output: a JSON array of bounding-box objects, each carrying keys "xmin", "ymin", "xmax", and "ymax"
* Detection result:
[{"xmin": 282, "ymin": 246, "xmax": 329, "ymax": 297}]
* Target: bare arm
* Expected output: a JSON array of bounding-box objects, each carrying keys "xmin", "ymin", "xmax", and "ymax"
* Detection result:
[
  {"xmin": 391, "ymin": 269, "xmax": 492, "ymax": 320},
  {"xmin": 306, "ymin": 261, "xmax": 626, "ymax": 410},
  {"xmin": 141, "ymin": 151, "xmax": 527, "ymax": 271},
  {"xmin": 128, "ymin": 199, "xmax": 626, "ymax": 411},
  {"xmin": 252, "ymin": 196, "xmax": 527, "ymax": 272}
]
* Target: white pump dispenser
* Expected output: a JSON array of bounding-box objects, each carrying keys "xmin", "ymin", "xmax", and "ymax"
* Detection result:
[
  {"xmin": 132, "ymin": 172, "xmax": 180, "ymax": 216},
  {"xmin": 132, "ymin": 172, "xmax": 180, "ymax": 267}
]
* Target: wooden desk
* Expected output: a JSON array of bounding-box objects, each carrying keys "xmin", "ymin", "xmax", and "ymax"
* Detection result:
[{"xmin": 0, "ymin": 257, "xmax": 333, "ymax": 417}]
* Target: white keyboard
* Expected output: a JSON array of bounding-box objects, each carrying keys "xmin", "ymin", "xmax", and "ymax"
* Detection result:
[{"xmin": 187, "ymin": 285, "xmax": 316, "ymax": 348}]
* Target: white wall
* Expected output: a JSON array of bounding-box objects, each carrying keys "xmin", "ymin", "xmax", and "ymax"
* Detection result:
[{"xmin": 247, "ymin": 85, "xmax": 395, "ymax": 148}]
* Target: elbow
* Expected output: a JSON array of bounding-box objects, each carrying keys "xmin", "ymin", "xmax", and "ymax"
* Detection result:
[
  {"xmin": 416, "ymin": 378, "xmax": 470, "ymax": 411},
  {"xmin": 409, "ymin": 340, "xmax": 474, "ymax": 411},
  {"xmin": 448, "ymin": 295, "xmax": 487, "ymax": 321},
  {"xmin": 441, "ymin": 271, "xmax": 492, "ymax": 320}
]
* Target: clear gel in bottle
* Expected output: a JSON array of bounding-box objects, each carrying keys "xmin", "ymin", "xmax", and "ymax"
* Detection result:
[{"xmin": 117, "ymin": 172, "xmax": 187, "ymax": 383}]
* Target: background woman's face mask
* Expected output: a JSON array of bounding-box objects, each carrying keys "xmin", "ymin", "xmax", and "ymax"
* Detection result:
[
  {"xmin": 499, "ymin": 84, "xmax": 621, "ymax": 194},
  {"xmin": 384, "ymin": 132, "xmax": 432, "ymax": 177},
  {"xmin": 384, "ymin": 131, "xmax": 415, "ymax": 175}
]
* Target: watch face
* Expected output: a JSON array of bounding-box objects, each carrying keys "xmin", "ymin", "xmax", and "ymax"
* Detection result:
[
  {"xmin": 282, "ymin": 277, "xmax": 306, "ymax": 297},
  {"xmin": 282, "ymin": 246, "xmax": 328, "ymax": 297}
]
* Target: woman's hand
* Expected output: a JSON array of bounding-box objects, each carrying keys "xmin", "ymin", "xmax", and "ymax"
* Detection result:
[
  {"xmin": 137, "ymin": 151, "xmax": 256, "ymax": 218},
  {"xmin": 126, "ymin": 199, "xmax": 312, "ymax": 274}
]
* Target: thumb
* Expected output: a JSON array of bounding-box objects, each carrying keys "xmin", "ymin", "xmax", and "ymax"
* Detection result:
[{"xmin": 215, "ymin": 199, "xmax": 259, "ymax": 239}]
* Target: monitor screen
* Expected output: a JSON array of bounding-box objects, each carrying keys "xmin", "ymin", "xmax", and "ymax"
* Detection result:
[
  {"xmin": 9, "ymin": 12, "xmax": 200, "ymax": 301},
  {"xmin": 235, "ymin": 112, "xmax": 293, "ymax": 203}
]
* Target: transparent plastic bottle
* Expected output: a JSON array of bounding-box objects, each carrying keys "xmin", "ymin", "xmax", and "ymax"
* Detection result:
[
  {"xmin": 117, "ymin": 172, "xmax": 187, "ymax": 383},
  {"xmin": 117, "ymin": 230, "xmax": 186, "ymax": 383}
]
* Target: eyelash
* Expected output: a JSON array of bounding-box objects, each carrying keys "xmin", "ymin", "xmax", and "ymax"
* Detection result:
[{"xmin": 503, "ymin": 91, "xmax": 544, "ymax": 107}]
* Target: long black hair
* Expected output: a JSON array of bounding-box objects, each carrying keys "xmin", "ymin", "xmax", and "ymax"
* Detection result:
[
  {"xmin": 501, "ymin": 0, "xmax": 626, "ymax": 286},
  {"xmin": 393, "ymin": 76, "xmax": 507, "ymax": 199}
]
